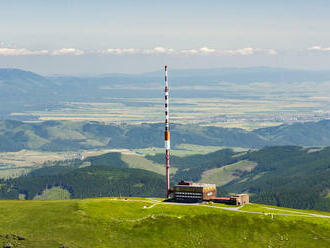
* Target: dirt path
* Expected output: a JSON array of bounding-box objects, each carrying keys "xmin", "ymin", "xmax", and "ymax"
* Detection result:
[{"xmin": 107, "ymin": 198, "xmax": 330, "ymax": 219}]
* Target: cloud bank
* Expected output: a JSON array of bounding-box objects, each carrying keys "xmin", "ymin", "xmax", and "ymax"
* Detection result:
[
  {"xmin": 0, "ymin": 46, "xmax": 277, "ymax": 56},
  {"xmin": 309, "ymin": 46, "xmax": 330, "ymax": 51},
  {"xmin": 0, "ymin": 48, "xmax": 49, "ymax": 56},
  {"xmin": 52, "ymin": 48, "xmax": 85, "ymax": 55}
]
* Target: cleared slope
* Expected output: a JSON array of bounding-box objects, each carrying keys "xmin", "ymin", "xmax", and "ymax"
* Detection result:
[
  {"xmin": 199, "ymin": 160, "xmax": 257, "ymax": 186},
  {"xmin": 121, "ymin": 153, "xmax": 178, "ymax": 176}
]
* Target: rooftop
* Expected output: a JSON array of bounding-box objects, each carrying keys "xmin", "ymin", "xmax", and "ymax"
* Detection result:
[{"xmin": 175, "ymin": 181, "xmax": 216, "ymax": 188}]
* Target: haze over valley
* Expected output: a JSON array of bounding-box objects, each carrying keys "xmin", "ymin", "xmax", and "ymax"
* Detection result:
[{"xmin": 2, "ymin": 67, "xmax": 330, "ymax": 130}]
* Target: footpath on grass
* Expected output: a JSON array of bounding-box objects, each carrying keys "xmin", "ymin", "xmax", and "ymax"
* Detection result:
[{"xmin": 107, "ymin": 198, "xmax": 330, "ymax": 219}]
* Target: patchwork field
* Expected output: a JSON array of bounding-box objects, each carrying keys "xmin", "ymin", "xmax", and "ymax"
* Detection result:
[
  {"xmin": 0, "ymin": 198, "xmax": 329, "ymax": 248},
  {"xmin": 17, "ymin": 96, "xmax": 329, "ymax": 130},
  {"xmin": 11, "ymin": 80, "xmax": 330, "ymax": 130}
]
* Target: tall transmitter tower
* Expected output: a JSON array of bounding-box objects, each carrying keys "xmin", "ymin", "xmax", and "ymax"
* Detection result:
[{"xmin": 164, "ymin": 65, "xmax": 171, "ymax": 198}]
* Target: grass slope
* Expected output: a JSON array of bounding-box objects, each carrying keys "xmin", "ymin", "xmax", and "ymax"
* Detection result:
[
  {"xmin": 0, "ymin": 198, "xmax": 329, "ymax": 248},
  {"xmin": 199, "ymin": 160, "xmax": 257, "ymax": 186},
  {"xmin": 121, "ymin": 153, "xmax": 170, "ymax": 175}
]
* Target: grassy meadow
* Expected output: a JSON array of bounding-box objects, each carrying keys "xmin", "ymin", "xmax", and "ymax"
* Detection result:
[{"xmin": 0, "ymin": 198, "xmax": 329, "ymax": 248}]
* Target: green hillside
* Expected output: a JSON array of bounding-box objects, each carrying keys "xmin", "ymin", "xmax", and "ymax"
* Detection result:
[
  {"xmin": 0, "ymin": 159, "xmax": 165, "ymax": 200},
  {"xmin": 222, "ymin": 146, "xmax": 330, "ymax": 211},
  {"xmin": 0, "ymin": 198, "xmax": 329, "ymax": 248},
  {"xmin": 2, "ymin": 146, "xmax": 330, "ymax": 211},
  {"xmin": 3, "ymin": 119, "xmax": 330, "ymax": 153},
  {"xmin": 199, "ymin": 160, "xmax": 257, "ymax": 186},
  {"xmin": 144, "ymin": 146, "xmax": 330, "ymax": 211},
  {"xmin": 0, "ymin": 120, "xmax": 268, "ymax": 152},
  {"xmin": 254, "ymin": 120, "xmax": 330, "ymax": 146}
]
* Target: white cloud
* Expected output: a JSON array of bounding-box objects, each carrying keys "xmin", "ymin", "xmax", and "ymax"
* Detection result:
[
  {"xmin": 224, "ymin": 47, "xmax": 255, "ymax": 55},
  {"xmin": 308, "ymin": 46, "xmax": 330, "ymax": 51},
  {"xmin": 142, "ymin": 47, "xmax": 176, "ymax": 54},
  {"xmin": 0, "ymin": 48, "xmax": 49, "ymax": 56},
  {"xmin": 153, "ymin": 46, "xmax": 166, "ymax": 53},
  {"xmin": 200, "ymin": 47, "xmax": 216, "ymax": 53},
  {"xmin": 52, "ymin": 48, "xmax": 84, "ymax": 55},
  {"xmin": 180, "ymin": 49, "xmax": 199, "ymax": 54},
  {"xmin": 219, "ymin": 48, "xmax": 277, "ymax": 56},
  {"xmin": 267, "ymin": 49, "xmax": 277, "ymax": 55},
  {"xmin": 104, "ymin": 48, "xmax": 139, "ymax": 54}
]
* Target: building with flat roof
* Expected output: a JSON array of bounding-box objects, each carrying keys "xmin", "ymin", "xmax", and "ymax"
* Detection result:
[
  {"xmin": 172, "ymin": 181, "xmax": 216, "ymax": 202},
  {"xmin": 212, "ymin": 194, "xmax": 249, "ymax": 205},
  {"xmin": 171, "ymin": 181, "xmax": 249, "ymax": 205}
]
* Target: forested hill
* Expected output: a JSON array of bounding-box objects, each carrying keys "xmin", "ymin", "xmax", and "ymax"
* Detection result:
[
  {"xmin": 1, "ymin": 147, "xmax": 330, "ymax": 211},
  {"xmin": 254, "ymin": 120, "xmax": 330, "ymax": 146},
  {"xmin": 0, "ymin": 120, "xmax": 267, "ymax": 152},
  {"xmin": 0, "ymin": 153, "xmax": 165, "ymax": 200},
  {"xmin": 222, "ymin": 146, "xmax": 330, "ymax": 211},
  {"xmin": 145, "ymin": 146, "xmax": 330, "ymax": 211},
  {"xmin": 3, "ymin": 119, "xmax": 330, "ymax": 152}
]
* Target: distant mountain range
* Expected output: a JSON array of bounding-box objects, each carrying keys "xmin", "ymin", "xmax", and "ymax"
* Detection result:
[
  {"xmin": 143, "ymin": 66, "xmax": 330, "ymax": 84},
  {"xmin": 2, "ymin": 119, "xmax": 330, "ymax": 152},
  {"xmin": 1, "ymin": 66, "xmax": 330, "ymax": 119}
]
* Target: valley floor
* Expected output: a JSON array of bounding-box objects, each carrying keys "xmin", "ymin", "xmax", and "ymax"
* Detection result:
[{"xmin": 0, "ymin": 198, "xmax": 329, "ymax": 248}]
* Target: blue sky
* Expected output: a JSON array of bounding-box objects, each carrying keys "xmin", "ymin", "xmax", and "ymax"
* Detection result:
[{"xmin": 0, "ymin": 0, "xmax": 330, "ymax": 74}]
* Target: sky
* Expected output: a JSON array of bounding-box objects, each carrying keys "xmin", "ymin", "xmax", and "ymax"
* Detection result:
[{"xmin": 0, "ymin": 0, "xmax": 330, "ymax": 75}]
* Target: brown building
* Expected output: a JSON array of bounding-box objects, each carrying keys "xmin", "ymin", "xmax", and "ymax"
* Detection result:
[
  {"xmin": 212, "ymin": 194, "xmax": 249, "ymax": 205},
  {"xmin": 171, "ymin": 181, "xmax": 249, "ymax": 205},
  {"xmin": 232, "ymin": 194, "xmax": 249, "ymax": 205},
  {"xmin": 172, "ymin": 181, "xmax": 217, "ymax": 202}
]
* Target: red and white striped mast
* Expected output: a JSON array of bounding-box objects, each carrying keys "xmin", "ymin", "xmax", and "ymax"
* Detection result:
[{"xmin": 164, "ymin": 65, "xmax": 170, "ymax": 198}]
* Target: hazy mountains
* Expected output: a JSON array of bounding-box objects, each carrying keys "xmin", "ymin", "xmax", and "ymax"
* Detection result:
[
  {"xmin": 254, "ymin": 120, "xmax": 330, "ymax": 146},
  {"xmin": 0, "ymin": 69, "xmax": 58, "ymax": 101},
  {"xmin": 2, "ymin": 66, "xmax": 330, "ymax": 119},
  {"xmin": 3, "ymin": 66, "xmax": 330, "ymax": 94},
  {"xmin": 143, "ymin": 66, "xmax": 330, "ymax": 84},
  {"xmin": 2, "ymin": 119, "xmax": 330, "ymax": 152}
]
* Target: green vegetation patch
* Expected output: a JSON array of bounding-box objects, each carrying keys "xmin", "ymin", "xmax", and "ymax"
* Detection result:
[{"xmin": 33, "ymin": 186, "xmax": 71, "ymax": 200}]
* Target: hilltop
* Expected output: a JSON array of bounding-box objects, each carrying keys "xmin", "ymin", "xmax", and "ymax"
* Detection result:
[{"xmin": 0, "ymin": 198, "xmax": 329, "ymax": 248}]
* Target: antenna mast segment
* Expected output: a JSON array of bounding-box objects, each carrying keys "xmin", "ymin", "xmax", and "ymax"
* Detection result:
[{"xmin": 164, "ymin": 65, "xmax": 170, "ymax": 198}]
